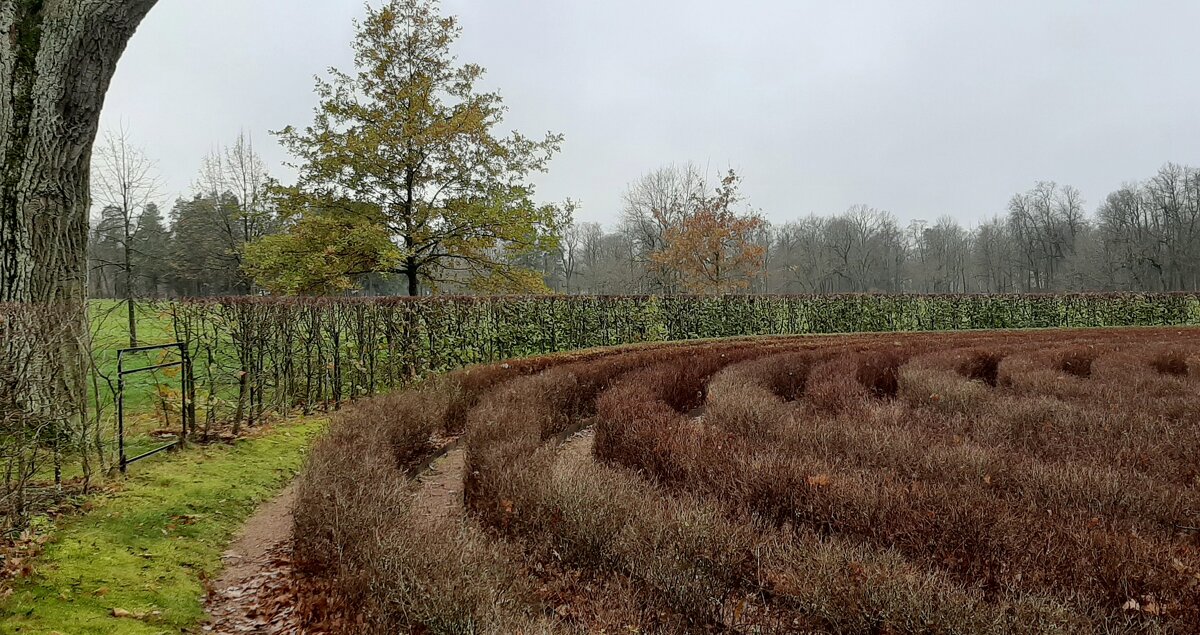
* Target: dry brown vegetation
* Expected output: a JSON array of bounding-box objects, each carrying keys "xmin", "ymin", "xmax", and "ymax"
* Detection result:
[{"xmin": 292, "ymin": 328, "xmax": 1200, "ymax": 634}]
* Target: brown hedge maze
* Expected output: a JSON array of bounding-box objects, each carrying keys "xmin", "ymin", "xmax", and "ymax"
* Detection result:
[{"xmin": 294, "ymin": 327, "xmax": 1200, "ymax": 634}]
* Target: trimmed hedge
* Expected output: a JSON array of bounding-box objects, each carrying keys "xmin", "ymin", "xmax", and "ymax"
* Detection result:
[{"xmin": 162, "ymin": 293, "xmax": 1200, "ymax": 429}]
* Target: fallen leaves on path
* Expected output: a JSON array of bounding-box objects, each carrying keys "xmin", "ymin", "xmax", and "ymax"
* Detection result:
[{"xmin": 204, "ymin": 543, "xmax": 310, "ymax": 634}]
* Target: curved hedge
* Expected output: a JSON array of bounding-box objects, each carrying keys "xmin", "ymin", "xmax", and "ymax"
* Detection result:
[{"xmin": 163, "ymin": 293, "xmax": 1200, "ymax": 428}]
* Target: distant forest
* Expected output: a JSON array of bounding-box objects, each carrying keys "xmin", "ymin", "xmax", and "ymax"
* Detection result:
[{"xmin": 89, "ymin": 156, "xmax": 1200, "ymax": 298}]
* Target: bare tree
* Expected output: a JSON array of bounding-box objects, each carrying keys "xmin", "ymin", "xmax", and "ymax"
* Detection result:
[
  {"xmin": 195, "ymin": 132, "xmax": 275, "ymax": 293},
  {"xmin": 91, "ymin": 128, "xmax": 161, "ymax": 346},
  {"xmin": 1007, "ymin": 182, "xmax": 1085, "ymax": 290},
  {"xmin": 824, "ymin": 205, "xmax": 903, "ymax": 292},
  {"xmin": 557, "ymin": 200, "xmax": 583, "ymax": 293},
  {"xmin": 620, "ymin": 163, "xmax": 706, "ymax": 292},
  {"xmin": 748, "ymin": 219, "xmax": 774, "ymax": 293},
  {"xmin": 772, "ymin": 218, "xmax": 834, "ymax": 293},
  {"xmin": 908, "ymin": 217, "xmax": 970, "ymax": 292},
  {"xmin": 1143, "ymin": 164, "xmax": 1200, "ymax": 290},
  {"xmin": 1095, "ymin": 165, "xmax": 1200, "ymax": 291},
  {"xmin": 972, "ymin": 217, "xmax": 1017, "ymax": 292},
  {"xmin": 576, "ymin": 221, "xmax": 607, "ymax": 292}
]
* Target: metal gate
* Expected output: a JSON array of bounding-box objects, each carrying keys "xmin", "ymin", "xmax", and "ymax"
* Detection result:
[{"xmin": 116, "ymin": 342, "xmax": 193, "ymax": 473}]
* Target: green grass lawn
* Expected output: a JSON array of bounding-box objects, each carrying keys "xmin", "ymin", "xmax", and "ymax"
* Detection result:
[
  {"xmin": 89, "ymin": 300, "xmax": 182, "ymax": 425},
  {"xmin": 77, "ymin": 300, "xmax": 226, "ymax": 483},
  {"xmin": 0, "ymin": 417, "xmax": 325, "ymax": 635}
]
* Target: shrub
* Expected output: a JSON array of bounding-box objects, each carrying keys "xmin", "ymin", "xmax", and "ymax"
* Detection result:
[
  {"xmin": 1151, "ymin": 350, "xmax": 1190, "ymax": 376},
  {"xmin": 295, "ymin": 327, "xmax": 1200, "ymax": 632},
  {"xmin": 857, "ymin": 350, "xmax": 906, "ymax": 398},
  {"xmin": 899, "ymin": 365, "xmax": 989, "ymax": 413},
  {"xmin": 959, "ymin": 349, "xmax": 1003, "ymax": 386},
  {"xmin": 1058, "ymin": 347, "xmax": 1096, "ymax": 378}
]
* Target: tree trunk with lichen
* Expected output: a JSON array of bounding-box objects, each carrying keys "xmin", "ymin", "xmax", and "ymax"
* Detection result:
[{"xmin": 0, "ymin": 0, "xmax": 157, "ymax": 490}]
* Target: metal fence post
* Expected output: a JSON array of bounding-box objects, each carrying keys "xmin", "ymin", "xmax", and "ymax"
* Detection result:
[
  {"xmin": 180, "ymin": 344, "xmax": 191, "ymax": 447},
  {"xmin": 118, "ymin": 351, "xmax": 126, "ymax": 474}
]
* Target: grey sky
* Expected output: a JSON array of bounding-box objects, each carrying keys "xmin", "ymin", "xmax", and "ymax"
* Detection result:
[{"xmin": 101, "ymin": 0, "xmax": 1200, "ymax": 229}]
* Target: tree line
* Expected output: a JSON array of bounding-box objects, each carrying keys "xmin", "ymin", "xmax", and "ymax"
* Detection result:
[
  {"xmin": 88, "ymin": 130, "xmax": 276, "ymax": 304},
  {"xmin": 537, "ymin": 163, "xmax": 1200, "ymax": 296},
  {"xmin": 84, "ymin": 0, "xmax": 1200, "ymax": 303},
  {"xmin": 88, "ymin": 150, "xmax": 1200, "ymax": 303}
]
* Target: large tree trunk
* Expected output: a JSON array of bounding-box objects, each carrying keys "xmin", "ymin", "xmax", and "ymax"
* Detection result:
[
  {"xmin": 1, "ymin": 0, "xmax": 158, "ymax": 304},
  {"xmin": 0, "ymin": 0, "xmax": 157, "ymax": 485}
]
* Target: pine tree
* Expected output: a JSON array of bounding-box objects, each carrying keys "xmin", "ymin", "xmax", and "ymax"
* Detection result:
[
  {"xmin": 131, "ymin": 203, "xmax": 170, "ymax": 297},
  {"xmin": 168, "ymin": 194, "xmax": 246, "ymax": 296}
]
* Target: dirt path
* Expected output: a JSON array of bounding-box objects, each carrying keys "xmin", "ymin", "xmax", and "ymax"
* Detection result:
[
  {"xmin": 204, "ymin": 484, "xmax": 303, "ymax": 634},
  {"xmin": 202, "ymin": 437, "xmax": 470, "ymax": 633},
  {"xmin": 410, "ymin": 424, "xmax": 595, "ymax": 521},
  {"xmin": 558, "ymin": 428, "xmax": 595, "ymax": 464},
  {"xmin": 412, "ymin": 443, "xmax": 466, "ymax": 519},
  {"xmin": 218, "ymin": 483, "xmax": 298, "ymax": 583}
]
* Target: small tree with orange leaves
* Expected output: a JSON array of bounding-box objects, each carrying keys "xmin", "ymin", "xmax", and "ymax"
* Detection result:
[{"xmin": 651, "ymin": 170, "xmax": 766, "ymax": 294}]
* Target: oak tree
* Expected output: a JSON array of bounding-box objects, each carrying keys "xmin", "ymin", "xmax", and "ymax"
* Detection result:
[
  {"xmin": 650, "ymin": 170, "xmax": 766, "ymax": 294},
  {"xmin": 260, "ymin": 0, "xmax": 562, "ymax": 296},
  {"xmin": 0, "ymin": 0, "xmax": 157, "ymax": 304},
  {"xmin": 243, "ymin": 202, "xmax": 401, "ymax": 296}
]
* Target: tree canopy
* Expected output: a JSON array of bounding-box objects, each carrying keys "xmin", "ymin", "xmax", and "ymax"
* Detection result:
[
  {"xmin": 650, "ymin": 170, "xmax": 766, "ymax": 294},
  {"xmin": 250, "ymin": 0, "xmax": 563, "ymax": 296},
  {"xmin": 243, "ymin": 202, "xmax": 401, "ymax": 295}
]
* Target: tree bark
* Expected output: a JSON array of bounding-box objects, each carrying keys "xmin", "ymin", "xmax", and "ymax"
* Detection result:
[
  {"xmin": 0, "ymin": 0, "xmax": 157, "ymax": 459},
  {"xmin": 124, "ymin": 234, "xmax": 136, "ymax": 346},
  {"xmin": 406, "ymin": 258, "xmax": 418, "ymax": 296},
  {"xmin": 1, "ymin": 0, "xmax": 158, "ymax": 303}
]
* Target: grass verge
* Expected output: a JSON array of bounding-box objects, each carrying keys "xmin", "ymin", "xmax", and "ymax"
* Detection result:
[{"xmin": 0, "ymin": 417, "xmax": 325, "ymax": 635}]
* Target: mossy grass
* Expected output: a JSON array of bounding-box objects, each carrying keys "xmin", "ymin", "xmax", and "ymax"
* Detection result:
[{"xmin": 0, "ymin": 417, "xmax": 324, "ymax": 635}]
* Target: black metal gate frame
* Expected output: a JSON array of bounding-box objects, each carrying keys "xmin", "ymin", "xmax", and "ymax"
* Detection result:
[{"xmin": 117, "ymin": 342, "xmax": 193, "ymax": 473}]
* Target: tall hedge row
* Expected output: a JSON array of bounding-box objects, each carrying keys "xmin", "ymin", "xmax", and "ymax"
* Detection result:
[{"xmin": 163, "ymin": 293, "xmax": 1200, "ymax": 429}]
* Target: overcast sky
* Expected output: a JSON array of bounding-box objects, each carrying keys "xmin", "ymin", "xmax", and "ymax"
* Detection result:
[{"xmin": 101, "ymin": 0, "xmax": 1200, "ymax": 228}]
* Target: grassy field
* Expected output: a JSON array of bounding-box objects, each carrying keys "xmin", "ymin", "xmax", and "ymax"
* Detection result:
[
  {"xmin": 0, "ymin": 417, "xmax": 324, "ymax": 635},
  {"xmin": 89, "ymin": 300, "xmax": 181, "ymax": 424}
]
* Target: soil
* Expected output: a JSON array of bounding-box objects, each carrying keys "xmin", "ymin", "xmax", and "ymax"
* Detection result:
[
  {"xmin": 411, "ymin": 445, "xmax": 466, "ymax": 519},
  {"xmin": 204, "ymin": 484, "xmax": 305, "ymax": 634},
  {"xmin": 218, "ymin": 483, "xmax": 297, "ymax": 583}
]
